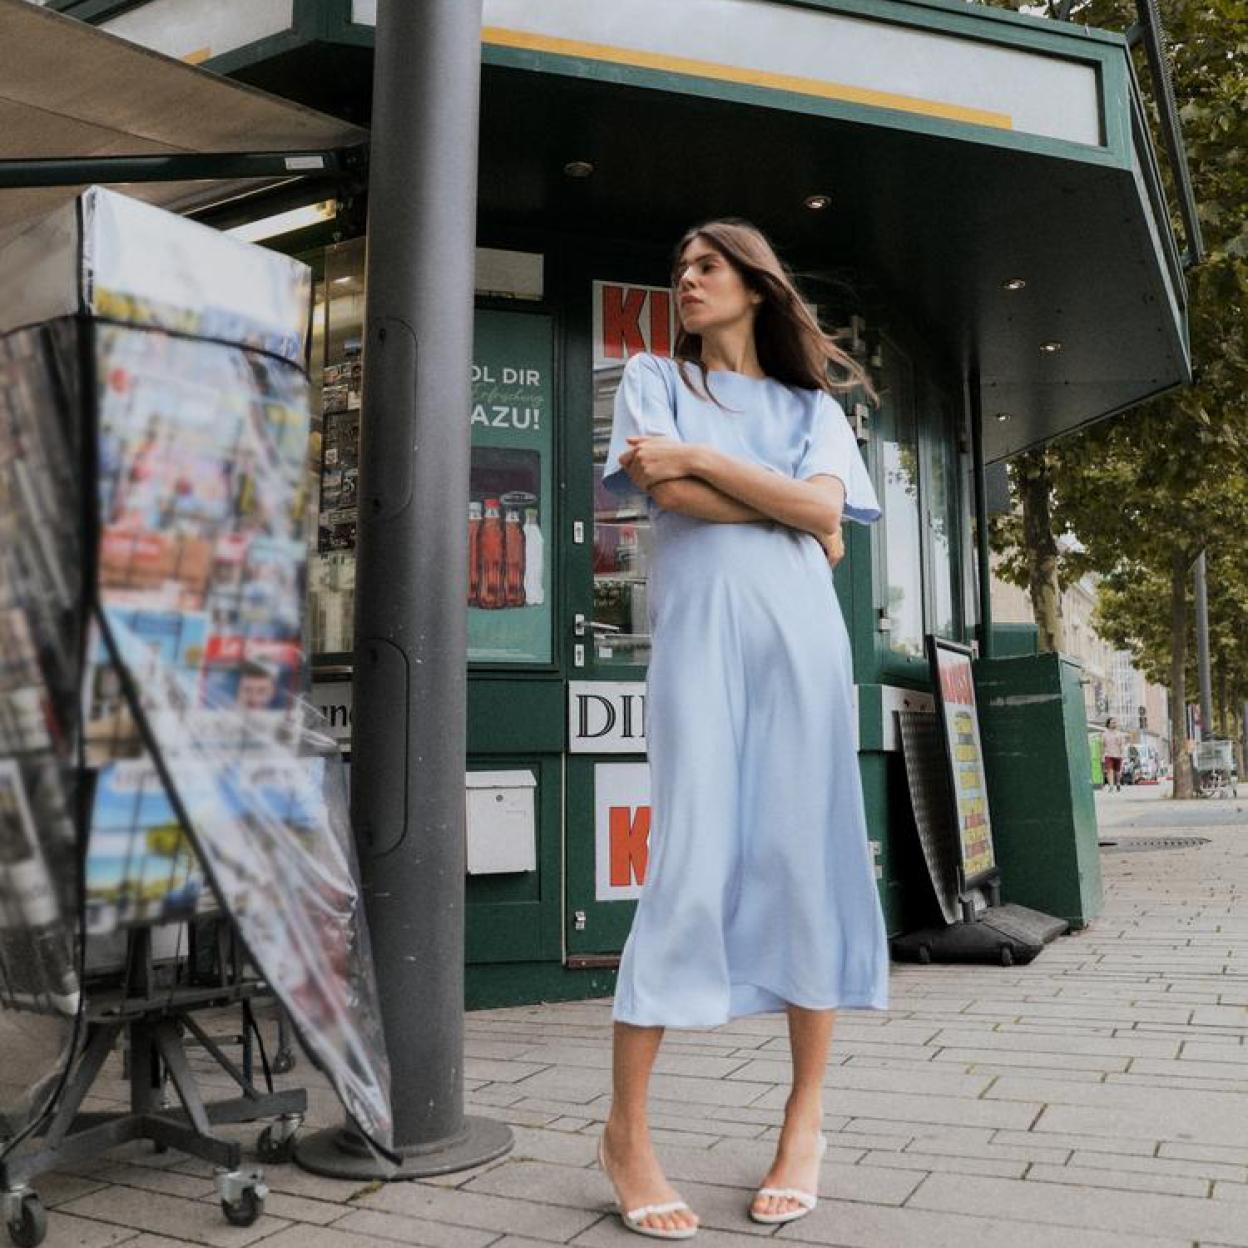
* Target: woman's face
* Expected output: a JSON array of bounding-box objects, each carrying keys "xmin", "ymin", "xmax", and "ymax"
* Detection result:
[{"xmin": 674, "ymin": 238, "xmax": 760, "ymax": 337}]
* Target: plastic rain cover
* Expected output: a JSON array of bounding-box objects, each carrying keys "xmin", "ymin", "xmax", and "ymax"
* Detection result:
[{"xmin": 85, "ymin": 319, "xmax": 393, "ymax": 1155}]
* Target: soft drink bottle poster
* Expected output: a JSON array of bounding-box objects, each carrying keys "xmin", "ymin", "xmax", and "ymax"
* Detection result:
[{"xmin": 468, "ymin": 310, "xmax": 554, "ymax": 663}]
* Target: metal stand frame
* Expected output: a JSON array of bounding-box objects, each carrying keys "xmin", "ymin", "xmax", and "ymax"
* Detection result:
[{"xmin": 1, "ymin": 928, "xmax": 306, "ymax": 1247}]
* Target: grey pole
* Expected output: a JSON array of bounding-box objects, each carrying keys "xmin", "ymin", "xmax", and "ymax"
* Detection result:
[
  {"xmin": 297, "ymin": 0, "xmax": 512, "ymax": 1178},
  {"xmin": 1193, "ymin": 550, "xmax": 1214, "ymax": 741}
]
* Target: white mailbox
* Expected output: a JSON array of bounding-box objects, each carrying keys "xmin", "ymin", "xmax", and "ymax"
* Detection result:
[{"xmin": 465, "ymin": 770, "xmax": 537, "ymax": 875}]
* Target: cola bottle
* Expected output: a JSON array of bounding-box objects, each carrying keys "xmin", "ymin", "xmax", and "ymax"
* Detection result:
[
  {"xmin": 504, "ymin": 508, "xmax": 526, "ymax": 607},
  {"xmin": 478, "ymin": 499, "xmax": 505, "ymax": 609},
  {"xmin": 467, "ymin": 500, "xmax": 482, "ymax": 606}
]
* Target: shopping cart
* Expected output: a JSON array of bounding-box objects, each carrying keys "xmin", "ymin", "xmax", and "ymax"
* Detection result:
[{"xmin": 1194, "ymin": 738, "xmax": 1237, "ymax": 799}]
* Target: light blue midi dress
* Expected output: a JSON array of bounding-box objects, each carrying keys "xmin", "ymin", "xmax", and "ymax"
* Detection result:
[{"xmin": 603, "ymin": 352, "xmax": 889, "ymax": 1028}]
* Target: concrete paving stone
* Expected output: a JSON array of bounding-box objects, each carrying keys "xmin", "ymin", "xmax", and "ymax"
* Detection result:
[
  {"xmin": 466, "ymin": 1084, "xmax": 529, "ymax": 1108},
  {"xmin": 840, "ymin": 1054, "xmax": 943, "ymax": 1072},
  {"xmin": 1065, "ymin": 1149, "xmax": 1246, "ymax": 1184},
  {"xmin": 547, "ymin": 1117, "xmax": 594, "ymax": 1132},
  {"xmin": 961, "ymin": 1063, "xmax": 1107, "ymax": 1084},
  {"xmin": 828, "ymin": 1021, "xmax": 941, "ymax": 1045},
  {"xmin": 465, "ymin": 1058, "xmax": 554, "ymax": 1085},
  {"xmin": 33, "ymin": 1213, "xmax": 137, "ymax": 1248},
  {"xmin": 36, "ymin": 1173, "xmax": 110, "ymax": 1207},
  {"xmin": 908, "ymin": 1170, "xmax": 1248, "ymax": 1244},
  {"xmin": 822, "ymin": 1129, "xmax": 911, "ymax": 1153},
  {"xmin": 257, "ymin": 1225, "xmax": 474, "ymax": 1248},
  {"xmin": 477, "ymin": 1104, "xmax": 568, "ymax": 1129},
  {"xmin": 823, "ymin": 1040, "xmax": 945, "ymax": 1063},
  {"xmin": 357, "ymin": 1176, "xmax": 603, "ymax": 1240},
  {"xmin": 228, "ymin": 1190, "xmax": 350, "ymax": 1225},
  {"xmin": 772, "ymin": 1198, "xmax": 1193, "ymax": 1248},
  {"xmin": 1160, "ymin": 1141, "xmax": 1248, "ymax": 1167},
  {"xmin": 56, "ymin": 1185, "xmax": 290, "ymax": 1246},
  {"xmin": 508, "ymin": 1125, "xmax": 600, "ymax": 1166},
  {"xmin": 725, "ymin": 1059, "xmax": 995, "ymax": 1099},
  {"xmin": 1002, "ymin": 1002, "xmax": 1200, "ymax": 1025},
  {"xmin": 932, "ymin": 1046, "xmax": 1128, "ymax": 1073},
  {"xmin": 1182, "ymin": 1041, "xmax": 1248, "ymax": 1063},
  {"xmin": 512, "ymin": 1067, "xmax": 766, "ymax": 1109},
  {"xmin": 931, "ymin": 1027, "xmax": 1178, "ymax": 1059},
  {"xmin": 252, "ymin": 1163, "xmax": 378, "ymax": 1203},
  {"xmin": 92, "ymin": 1163, "xmax": 217, "ymax": 1200},
  {"xmin": 839, "ymin": 1122, "xmax": 995, "ymax": 1154},
  {"xmin": 669, "ymin": 1140, "xmax": 922, "ymax": 1205},
  {"xmin": 325, "ymin": 1209, "xmax": 502, "ymax": 1248},
  {"xmin": 751, "ymin": 1085, "xmax": 1042, "ymax": 1131},
  {"xmin": 510, "ymin": 1043, "xmax": 751, "ymax": 1080},
  {"xmin": 123, "ymin": 1237, "xmax": 221, "ymax": 1248},
  {"xmin": 1212, "ymin": 1181, "xmax": 1248, "ymax": 1202},
  {"xmin": 1105, "ymin": 1071, "xmax": 1248, "ymax": 1094},
  {"xmin": 571, "ymin": 1215, "xmax": 767, "ymax": 1248},
  {"xmin": 863, "ymin": 1149, "xmax": 1027, "ymax": 1179},
  {"xmin": 992, "ymin": 1127, "xmax": 1156, "ymax": 1156},
  {"xmin": 465, "ymin": 1038, "xmax": 547, "ymax": 1061},
  {"xmin": 1025, "ymin": 1161, "xmax": 1207, "ymax": 1198}
]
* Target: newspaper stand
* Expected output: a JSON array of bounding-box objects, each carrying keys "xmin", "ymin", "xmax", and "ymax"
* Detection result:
[{"xmin": 0, "ymin": 189, "xmax": 393, "ymax": 1247}]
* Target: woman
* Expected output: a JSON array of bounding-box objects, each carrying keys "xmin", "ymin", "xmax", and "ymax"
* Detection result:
[
  {"xmin": 596, "ymin": 220, "xmax": 888, "ymax": 1239},
  {"xmin": 1102, "ymin": 717, "xmax": 1125, "ymax": 792}
]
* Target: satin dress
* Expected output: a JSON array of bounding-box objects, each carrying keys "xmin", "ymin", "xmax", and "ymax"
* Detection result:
[{"xmin": 603, "ymin": 353, "xmax": 889, "ymax": 1027}]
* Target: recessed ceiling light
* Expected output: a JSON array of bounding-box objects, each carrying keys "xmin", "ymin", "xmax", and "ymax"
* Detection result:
[
  {"xmin": 563, "ymin": 160, "xmax": 594, "ymax": 178},
  {"xmin": 1003, "ymin": 278, "xmax": 1027, "ymax": 291},
  {"xmin": 332, "ymin": 276, "xmax": 353, "ymax": 286},
  {"xmin": 995, "ymin": 412, "xmax": 1011, "ymax": 422},
  {"xmin": 804, "ymin": 194, "xmax": 832, "ymax": 211},
  {"xmin": 1040, "ymin": 340, "xmax": 1063, "ymax": 354}
]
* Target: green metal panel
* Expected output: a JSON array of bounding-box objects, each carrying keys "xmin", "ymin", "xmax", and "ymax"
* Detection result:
[
  {"xmin": 466, "ymin": 959, "xmax": 617, "ymax": 1011},
  {"xmin": 974, "ymin": 652, "xmax": 1103, "ymax": 927},
  {"xmin": 989, "ymin": 623, "xmax": 1040, "ymax": 658},
  {"xmin": 468, "ymin": 678, "xmax": 565, "ymax": 754},
  {"xmin": 465, "ymin": 755, "xmax": 563, "ymax": 963}
]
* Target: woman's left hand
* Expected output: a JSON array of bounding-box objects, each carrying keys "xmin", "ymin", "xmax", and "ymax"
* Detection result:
[{"xmin": 621, "ymin": 436, "xmax": 695, "ymax": 491}]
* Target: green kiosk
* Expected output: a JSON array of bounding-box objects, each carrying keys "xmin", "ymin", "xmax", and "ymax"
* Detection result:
[{"xmin": 55, "ymin": 0, "xmax": 1192, "ymax": 1001}]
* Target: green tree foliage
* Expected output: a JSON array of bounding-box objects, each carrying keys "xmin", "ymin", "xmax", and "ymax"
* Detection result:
[{"xmin": 976, "ymin": 0, "xmax": 1248, "ymax": 793}]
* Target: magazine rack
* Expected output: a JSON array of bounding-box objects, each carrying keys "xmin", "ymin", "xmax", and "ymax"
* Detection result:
[{"xmin": 0, "ymin": 189, "xmax": 392, "ymax": 1248}]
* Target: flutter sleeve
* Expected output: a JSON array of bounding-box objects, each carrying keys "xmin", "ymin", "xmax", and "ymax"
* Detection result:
[
  {"xmin": 601, "ymin": 353, "xmax": 680, "ymax": 498},
  {"xmin": 795, "ymin": 392, "xmax": 881, "ymax": 524}
]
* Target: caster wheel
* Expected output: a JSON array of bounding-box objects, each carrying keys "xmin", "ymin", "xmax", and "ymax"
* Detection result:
[
  {"xmin": 917, "ymin": 945, "xmax": 931, "ymax": 965},
  {"xmin": 272, "ymin": 1050, "xmax": 296, "ymax": 1075},
  {"xmin": 257, "ymin": 1124, "xmax": 295, "ymax": 1165},
  {"xmin": 1000, "ymin": 946, "xmax": 1015, "ymax": 967},
  {"xmin": 6, "ymin": 1193, "xmax": 47, "ymax": 1248},
  {"xmin": 221, "ymin": 1187, "xmax": 264, "ymax": 1228}
]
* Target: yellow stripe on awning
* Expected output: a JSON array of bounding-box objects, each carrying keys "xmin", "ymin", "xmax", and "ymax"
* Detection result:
[{"xmin": 482, "ymin": 26, "xmax": 1013, "ymax": 131}]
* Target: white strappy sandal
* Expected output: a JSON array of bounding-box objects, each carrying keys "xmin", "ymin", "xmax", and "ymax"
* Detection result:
[
  {"xmin": 596, "ymin": 1136, "xmax": 698, "ymax": 1239},
  {"xmin": 749, "ymin": 1132, "xmax": 828, "ymax": 1224}
]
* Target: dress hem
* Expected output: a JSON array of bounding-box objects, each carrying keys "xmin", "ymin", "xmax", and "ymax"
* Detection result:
[{"xmin": 612, "ymin": 982, "xmax": 890, "ymax": 1030}]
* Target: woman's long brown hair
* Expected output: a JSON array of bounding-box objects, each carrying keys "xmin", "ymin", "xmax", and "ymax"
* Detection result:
[{"xmin": 670, "ymin": 218, "xmax": 875, "ymax": 404}]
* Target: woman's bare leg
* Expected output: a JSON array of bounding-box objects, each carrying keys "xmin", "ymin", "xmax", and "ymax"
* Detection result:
[
  {"xmin": 752, "ymin": 1006, "xmax": 835, "ymax": 1218},
  {"xmin": 602, "ymin": 1022, "xmax": 699, "ymax": 1232}
]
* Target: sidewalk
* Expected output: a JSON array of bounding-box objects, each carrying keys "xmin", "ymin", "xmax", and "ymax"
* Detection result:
[{"xmin": 26, "ymin": 788, "xmax": 1248, "ymax": 1248}]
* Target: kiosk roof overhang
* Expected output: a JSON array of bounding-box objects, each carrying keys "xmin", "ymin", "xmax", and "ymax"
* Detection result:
[
  {"xmin": 0, "ymin": 0, "xmax": 366, "ymax": 235},
  {"xmin": 79, "ymin": 0, "xmax": 1191, "ymax": 462}
]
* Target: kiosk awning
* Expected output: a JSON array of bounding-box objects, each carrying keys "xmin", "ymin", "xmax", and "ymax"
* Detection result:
[{"xmin": 0, "ymin": 0, "xmax": 367, "ymax": 234}]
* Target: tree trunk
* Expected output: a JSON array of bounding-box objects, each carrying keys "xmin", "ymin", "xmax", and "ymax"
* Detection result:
[
  {"xmin": 1170, "ymin": 548, "xmax": 1193, "ymax": 799},
  {"xmin": 1017, "ymin": 450, "xmax": 1064, "ymax": 652}
]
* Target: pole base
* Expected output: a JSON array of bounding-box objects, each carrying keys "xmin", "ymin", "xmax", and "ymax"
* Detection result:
[{"xmin": 294, "ymin": 1116, "xmax": 513, "ymax": 1180}]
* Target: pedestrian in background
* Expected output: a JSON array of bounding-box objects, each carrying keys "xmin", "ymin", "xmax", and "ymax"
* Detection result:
[
  {"xmin": 1103, "ymin": 717, "xmax": 1126, "ymax": 791},
  {"xmin": 595, "ymin": 220, "xmax": 887, "ymax": 1238}
]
